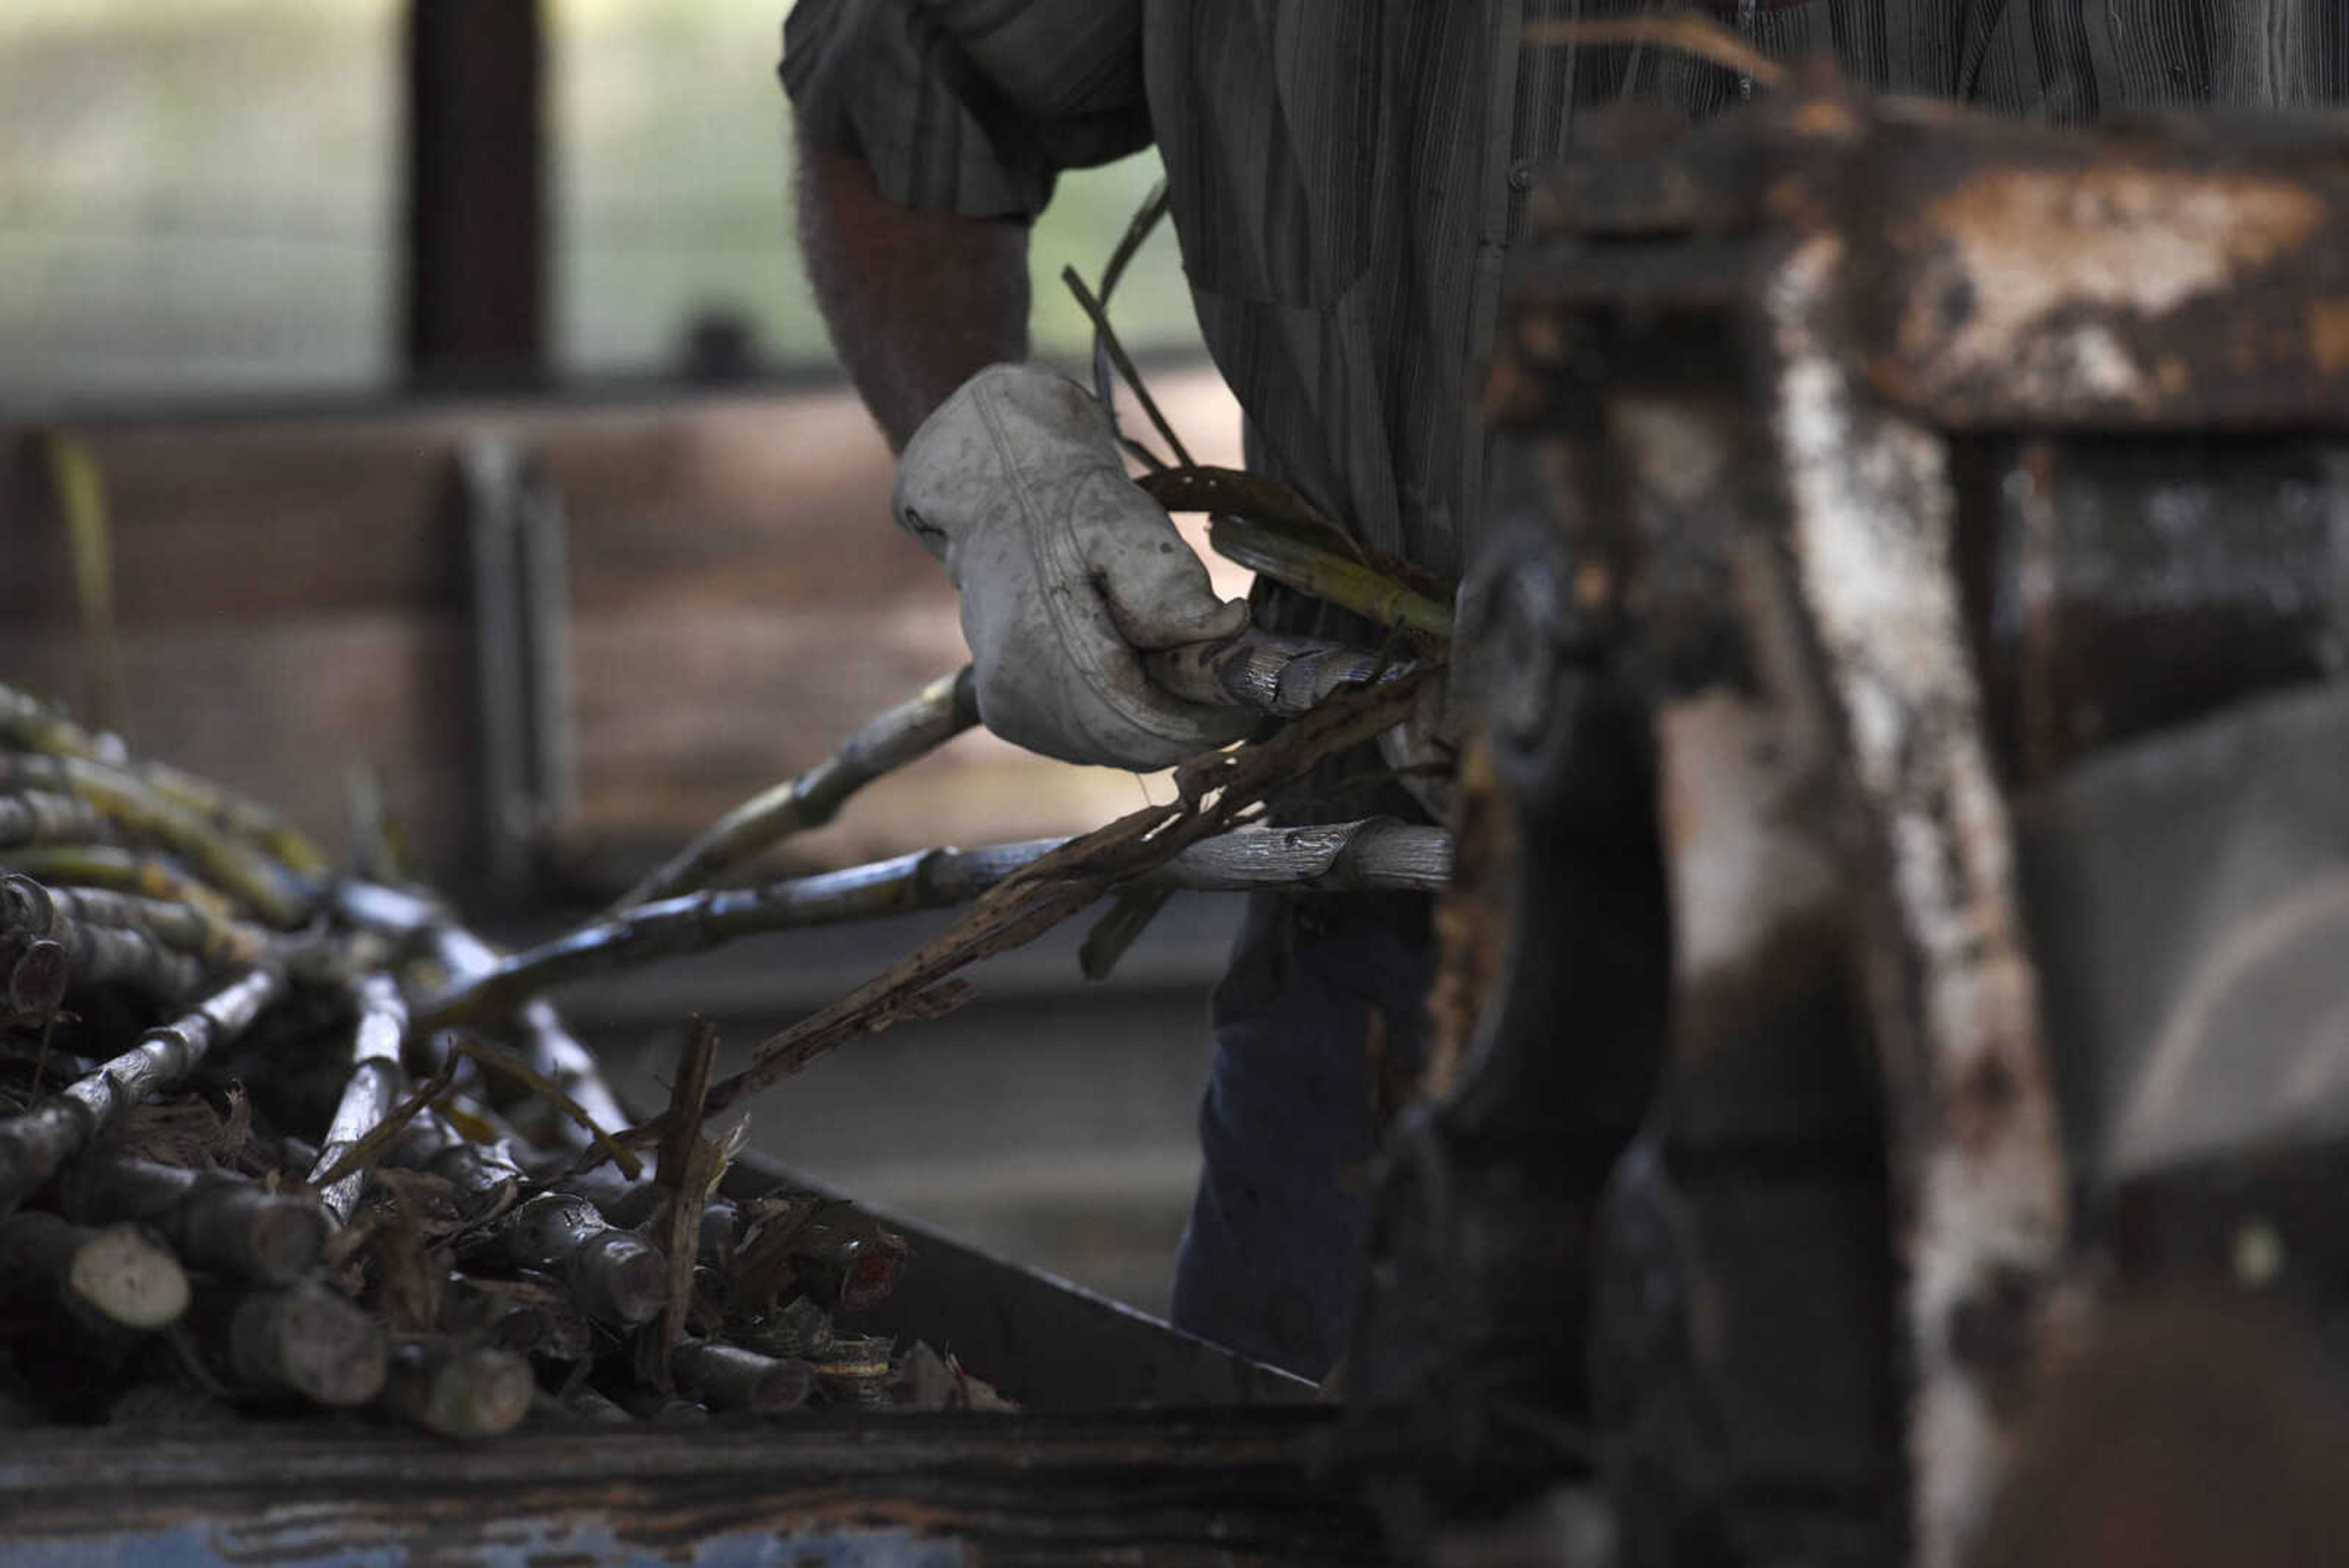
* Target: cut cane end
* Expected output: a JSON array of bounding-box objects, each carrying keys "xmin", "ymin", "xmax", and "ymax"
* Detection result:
[
  {"xmin": 765, "ymin": 1354, "xmax": 822, "ymax": 1419},
  {"xmin": 405, "ymin": 1347, "xmax": 534, "ymax": 1440},
  {"xmin": 9, "ymin": 939, "xmax": 70, "ymax": 1017},
  {"xmin": 838, "ymin": 1246, "xmax": 908, "ymax": 1315},
  {"xmin": 584, "ymin": 1233, "xmax": 669, "ymax": 1327},
  {"xmin": 243, "ymin": 1199, "xmax": 332, "ymax": 1287},
  {"xmin": 487, "ymin": 1302, "xmax": 554, "ymax": 1354},
  {"xmin": 751, "ymin": 1358, "xmax": 816, "ymax": 1413},
  {"xmin": 258, "ymin": 1289, "xmax": 388, "ymax": 1407},
  {"xmin": 559, "ymin": 1384, "xmax": 636, "ymax": 1426},
  {"xmin": 675, "ymin": 1342, "xmax": 815, "ymax": 1414},
  {"xmin": 70, "ymin": 1224, "xmax": 190, "ymax": 1331}
]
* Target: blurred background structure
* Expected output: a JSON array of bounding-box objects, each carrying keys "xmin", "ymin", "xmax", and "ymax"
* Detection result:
[{"xmin": 0, "ymin": 0, "xmax": 1249, "ymax": 1317}]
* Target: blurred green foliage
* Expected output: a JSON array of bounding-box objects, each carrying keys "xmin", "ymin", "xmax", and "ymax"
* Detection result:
[
  {"xmin": 0, "ymin": 0, "xmax": 400, "ymax": 402},
  {"xmin": 557, "ymin": 0, "xmax": 1201, "ymax": 374},
  {"xmin": 0, "ymin": 0, "xmax": 1200, "ymax": 406}
]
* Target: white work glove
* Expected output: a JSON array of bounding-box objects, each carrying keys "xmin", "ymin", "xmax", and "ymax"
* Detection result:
[
  {"xmin": 1379, "ymin": 676, "xmax": 1460, "ymax": 825},
  {"xmin": 892, "ymin": 363, "xmax": 1255, "ymax": 770}
]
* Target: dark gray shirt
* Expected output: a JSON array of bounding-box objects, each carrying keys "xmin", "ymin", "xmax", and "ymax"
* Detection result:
[{"xmin": 784, "ymin": 1, "xmax": 2346, "ymax": 576}]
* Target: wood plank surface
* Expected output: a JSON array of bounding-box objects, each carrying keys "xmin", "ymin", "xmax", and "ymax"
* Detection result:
[
  {"xmin": 0, "ymin": 371, "xmax": 1242, "ymax": 896},
  {"xmin": 0, "ymin": 1413, "xmax": 1384, "ymax": 1567}
]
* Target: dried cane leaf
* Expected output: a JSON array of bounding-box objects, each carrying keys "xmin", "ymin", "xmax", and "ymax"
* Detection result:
[
  {"xmin": 117, "ymin": 1096, "xmax": 229, "ymax": 1171},
  {"xmin": 729, "ymin": 1192, "xmax": 828, "ymax": 1315},
  {"xmin": 651, "ymin": 1019, "xmax": 724, "ymax": 1389},
  {"xmin": 365, "ymin": 1198, "xmax": 443, "ymax": 1336},
  {"xmin": 39, "ymin": 430, "xmax": 123, "ymax": 734},
  {"xmin": 209, "ymin": 1085, "xmax": 251, "ymax": 1163},
  {"xmin": 1066, "ymin": 182, "xmax": 1182, "ymax": 473},
  {"xmin": 303, "ymin": 1053, "xmax": 459, "ymax": 1196},
  {"xmin": 1138, "ymin": 465, "xmax": 1368, "ymax": 560},
  {"xmin": 655, "ymin": 1017, "xmax": 718, "ymax": 1193},
  {"xmin": 436, "ymin": 1099, "xmax": 501, "ymax": 1146},
  {"xmin": 1078, "ymin": 884, "xmax": 1175, "ymax": 982},
  {"xmin": 325, "ymin": 1210, "xmax": 380, "ymax": 1273},
  {"xmin": 363, "ymin": 1167, "xmax": 470, "ymax": 1238},
  {"xmin": 449, "ymin": 1038, "xmax": 641, "ymax": 1180}
]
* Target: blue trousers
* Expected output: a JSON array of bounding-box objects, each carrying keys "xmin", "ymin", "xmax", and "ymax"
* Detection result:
[{"xmin": 1170, "ymin": 888, "xmax": 1433, "ymax": 1380}]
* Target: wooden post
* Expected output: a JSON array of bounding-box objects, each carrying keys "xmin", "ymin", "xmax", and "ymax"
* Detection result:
[{"xmin": 404, "ymin": 0, "xmax": 545, "ymax": 389}]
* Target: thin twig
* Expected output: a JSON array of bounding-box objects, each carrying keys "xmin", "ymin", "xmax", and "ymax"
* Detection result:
[
  {"xmin": 35, "ymin": 433, "xmax": 124, "ymax": 734},
  {"xmin": 655, "ymin": 1017, "xmax": 719, "ymax": 1192},
  {"xmin": 652, "ymin": 1017, "xmax": 725, "ymax": 1388},
  {"xmin": 1087, "ymin": 180, "xmax": 1176, "ymax": 470},
  {"xmin": 622, "ymin": 672, "xmax": 1438, "ymax": 1145},
  {"xmin": 1063, "ymin": 266, "xmax": 1195, "ymax": 469},
  {"xmin": 615, "ymin": 668, "xmax": 979, "ymax": 910},
  {"xmin": 301, "ymin": 1052, "xmax": 461, "ymax": 1197}
]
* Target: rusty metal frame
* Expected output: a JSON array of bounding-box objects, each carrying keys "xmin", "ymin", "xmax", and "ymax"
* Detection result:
[
  {"xmin": 1493, "ymin": 73, "xmax": 2349, "ymax": 1566},
  {"xmin": 1756, "ymin": 212, "xmax": 2068, "ymax": 1568},
  {"xmin": 0, "ymin": 1412, "xmax": 1376, "ymax": 1567}
]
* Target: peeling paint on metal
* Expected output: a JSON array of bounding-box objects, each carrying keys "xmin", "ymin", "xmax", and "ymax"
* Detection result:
[
  {"xmin": 1658, "ymin": 691, "xmax": 1839, "ymax": 994},
  {"xmin": 1766, "ymin": 229, "xmax": 2069, "ymax": 1568},
  {"xmin": 1906, "ymin": 169, "xmax": 2321, "ymax": 404}
]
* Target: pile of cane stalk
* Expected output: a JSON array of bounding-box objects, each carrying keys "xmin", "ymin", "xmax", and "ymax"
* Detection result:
[{"xmin": 0, "ymin": 683, "xmax": 1007, "ymax": 1437}]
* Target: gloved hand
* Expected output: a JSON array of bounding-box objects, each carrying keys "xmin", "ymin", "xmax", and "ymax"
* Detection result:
[
  {"xmin": 1379, "ymin": 675, "xmax": 1460, "ymax": 824},
  {"xmin": 892, "ymin": 363, "xmax": 1256, "ymax": 770}
]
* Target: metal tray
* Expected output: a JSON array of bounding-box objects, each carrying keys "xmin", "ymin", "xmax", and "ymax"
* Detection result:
[{"xmin": 0, "ymin": 1155, "xmax": 1378, "ymax": 1566}]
